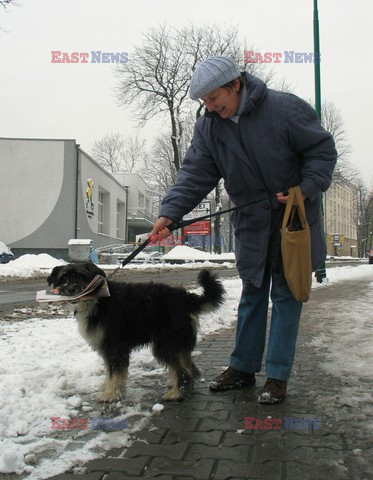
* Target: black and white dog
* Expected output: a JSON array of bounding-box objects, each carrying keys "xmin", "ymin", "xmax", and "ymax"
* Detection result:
[{"xmin": 47, "ymin": 263, "xmax": 225, "ymax": 402}]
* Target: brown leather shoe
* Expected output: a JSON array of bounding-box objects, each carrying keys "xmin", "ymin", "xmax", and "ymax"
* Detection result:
[
  {"xmin": 258, "ymin": 378, "xmax": 287, "ymax": 404},
  {"xmin": 209, "ymin": 367, "xmax": 255, "ymax": 391}
]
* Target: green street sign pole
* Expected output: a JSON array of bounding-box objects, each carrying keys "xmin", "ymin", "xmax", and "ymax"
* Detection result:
[
  {"xmin": 313, "ymin": 0, "xmax": 327, "ymax": 283},
  {"xmin": 313, "ymin": 0, "xmax": 322, "ymax": 117}
]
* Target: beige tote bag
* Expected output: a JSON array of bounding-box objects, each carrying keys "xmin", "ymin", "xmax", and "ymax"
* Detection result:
[{"xmin": 281, "ymin": 186, "xmax": 312, "ymax": 302}]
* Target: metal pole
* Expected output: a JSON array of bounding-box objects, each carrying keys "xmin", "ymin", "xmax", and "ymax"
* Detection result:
[
  {"xmin": 313, "ymin": 0, "xmax": 321, "ymax": 118},
  {"xmin": 313, "ymin": 0, "xmax": 327, "ymax": 283}
]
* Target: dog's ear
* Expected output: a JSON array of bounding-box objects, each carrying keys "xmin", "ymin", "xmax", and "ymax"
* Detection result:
[
  {"xmin": 47, "ymin": 265, "xmax": 65, "ymax": 286},
  {"xmin": 81, "ymin": 262, "xmax": 107, "ymax": 278}
]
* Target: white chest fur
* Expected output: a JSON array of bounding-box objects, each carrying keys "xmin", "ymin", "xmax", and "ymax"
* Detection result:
[{"xmin": 74, "ymin": 301, "xmax": 104, "ymax": 351}]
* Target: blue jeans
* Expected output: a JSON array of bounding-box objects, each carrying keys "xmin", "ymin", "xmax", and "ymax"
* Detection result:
[{"xmin": 229, "ymin": 265, "xmax": 303, "ymax": 381}]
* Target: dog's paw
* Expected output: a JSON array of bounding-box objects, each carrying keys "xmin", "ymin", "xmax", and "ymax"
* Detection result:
[
  {"xmin": 100, "ymin": 379, "xmax": 110, "ymax": 391},
  {"xmin": 96, "ymin": 390, "xmax": 123, "ymax": 402}
]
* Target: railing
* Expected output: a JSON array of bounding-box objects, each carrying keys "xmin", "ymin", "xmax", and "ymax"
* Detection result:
[
  {"xmin": 127, "ymin": 207, "xmax": 157, "ymax": 223},
  {"xmin": 96, "ymin": 244, "xmax": 134, "ymax": 253}
]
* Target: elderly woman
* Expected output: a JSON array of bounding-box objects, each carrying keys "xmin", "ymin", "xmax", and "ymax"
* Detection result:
[{"xmin": 151, "ymin": 56, "xmax": 337, "ymax": 404}]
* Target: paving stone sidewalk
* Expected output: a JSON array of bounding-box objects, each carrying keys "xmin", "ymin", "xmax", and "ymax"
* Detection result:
[{"xmin": 49, "ymin": 277, "xmax": 373, "ymax": 480}]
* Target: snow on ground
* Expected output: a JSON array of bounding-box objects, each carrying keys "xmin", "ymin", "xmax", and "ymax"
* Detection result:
[
  {"xmin": 0, "ymin": 252, "xmax": 372, "ymax": 477},
  {"xmin": 0, "ymin": 312, "xmax": 154, "ymax": 477},
  {"xmin": 309, "ymin": 264, "xmax": 373, "ymax": 434},
  {"xmin": 0, "ymin": 278, "xmax": 241, "ymax": 478},
  {"xmin": 313, "ymin": 263, "xmax": 373, "ymax": 285}
]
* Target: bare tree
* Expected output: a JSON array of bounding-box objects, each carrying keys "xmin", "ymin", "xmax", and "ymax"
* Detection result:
[
  {"xmin": 91, "ymin": 132, "xmax": 126, "ymax": 173},
  {"xmin": 356, "ymin": 180, "xmax": 373, "ymax": 256},
  {"xmin": 272, "ymin": 77, "xmax": 295, "ymax": 93},
  {"xmin": 0, "ymin": 0, "xmax": 20, "ymax": 29},
  {"xmin": 91, "ymin": 132, "xmax": 146, "ymax": 173},
  {"xmin": 0, "ymin": 0, "xmax": 19, "ymax": 8},
  {"xmin": 123, "ymin": 135, "xmax": 148, "ymax": 173},
  {"xmin": 141, "ymin": 133, "xmax": 177, "ymax": 194},
  {"xmin": 315, "ymin": 100, "xmax": 359, "ymax": 185},
  {"xmin": 115, "ymin": 23, "xmax": 270, "ymax": 175},
  {"xmin": 115, "ymin": 24, "xmax": 189, "ymax": 173}
]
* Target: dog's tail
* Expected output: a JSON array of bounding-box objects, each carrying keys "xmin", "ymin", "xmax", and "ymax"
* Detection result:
[{"xmin": 197, "ymin": 269, "xmax": 225, "ymax": 312}]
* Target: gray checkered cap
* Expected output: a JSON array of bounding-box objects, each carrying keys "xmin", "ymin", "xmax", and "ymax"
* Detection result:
[{"xmin": 189, "ymin": 56, "xmax": 241, "ymax": 100}]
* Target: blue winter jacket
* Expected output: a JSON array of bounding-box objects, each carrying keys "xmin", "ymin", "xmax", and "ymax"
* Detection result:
[{"xmin": 160, "ymin": 72, "xmax": 337, "ymax": 287}]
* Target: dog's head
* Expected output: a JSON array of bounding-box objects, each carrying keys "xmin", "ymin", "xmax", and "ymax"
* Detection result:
[{"xmin": 47, "ymin": 262, "xmax": 106, "ymax": 296}]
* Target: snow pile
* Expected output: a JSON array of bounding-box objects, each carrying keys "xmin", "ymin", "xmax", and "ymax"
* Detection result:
[
  {"xmin": 0, "ymin": 254, "xmax": 66, "ymax": 278},
  {"xmin": 163, "ymin": 245, "xmax": 235, "ymax": 261},
  {"xmin": 163, "ymin": 245, "xmax": 208, "ymax": 260}
]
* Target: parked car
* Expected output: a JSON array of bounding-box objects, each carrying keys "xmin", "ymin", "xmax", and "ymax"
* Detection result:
[
  {"xmin": 369, "ymin": 248, "xmax": 373, "ymax": 265},
  {"xmin": 0, "ymin": 241, "xmax": 14, "ymax": 264}
]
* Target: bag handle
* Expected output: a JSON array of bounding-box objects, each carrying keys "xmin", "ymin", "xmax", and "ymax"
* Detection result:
[
  {"xmin": 282, "ymin": 186, "xmax": 307, "ymax": 230},
  {"xmin": 293, "ymin": 186, "xmax": 307, "ymax": 225}
]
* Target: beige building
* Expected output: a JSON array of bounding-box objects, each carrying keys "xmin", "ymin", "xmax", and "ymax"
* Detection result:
[{"xmin": 324, "ymin": 181, "xmax": 358, "ymax": 257}]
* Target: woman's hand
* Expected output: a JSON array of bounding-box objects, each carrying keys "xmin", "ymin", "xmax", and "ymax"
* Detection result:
[
  {"xmin": 276, "ymin": 191, "xmax": 305, "ymax": 205},
  {"xmin": 150, "ymin": 216, "xmax": 174, "ymax": 244}
]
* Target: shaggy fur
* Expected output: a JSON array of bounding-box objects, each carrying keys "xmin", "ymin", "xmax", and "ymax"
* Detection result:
[{"xmin": 47, "ymin": 262, "xmax": 225, "ymax": 402}]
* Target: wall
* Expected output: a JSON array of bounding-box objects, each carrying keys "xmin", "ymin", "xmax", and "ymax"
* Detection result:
[{"xmin": 0, "ymin": 138, "xmax": 76, "ymax": 249}]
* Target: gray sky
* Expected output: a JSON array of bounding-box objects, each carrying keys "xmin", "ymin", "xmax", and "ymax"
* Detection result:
[{"xmin": 1, "ymin": 0, "xmax": 372, "ymax": 184}]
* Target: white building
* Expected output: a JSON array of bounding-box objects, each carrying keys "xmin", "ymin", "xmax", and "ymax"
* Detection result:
[{"xmin": 0, "ymin": 138, "xmax": 155, "ymax": 259}]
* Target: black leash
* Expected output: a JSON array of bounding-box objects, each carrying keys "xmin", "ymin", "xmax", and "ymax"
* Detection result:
[{"xmin": 115, "ymin": 194, "xmax": 276, "ymax": 271}]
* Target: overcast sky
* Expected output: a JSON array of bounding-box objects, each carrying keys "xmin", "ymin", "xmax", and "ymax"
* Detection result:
[{"xmin": 1, "ymin": 0, "xmax": 372, "ymax": 184}]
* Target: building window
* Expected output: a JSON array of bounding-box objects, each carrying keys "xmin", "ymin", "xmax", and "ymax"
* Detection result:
[
  {"xmin": 98, "ymin": 192, "xmax": 104, "ymax": 234},
  {"xmin": 98, "ymin": 188, "xmax": 110, "ymax": 235},
  {"xmin": 116, "ymin": 201, "xmax": 125, "ymax": 239}
]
